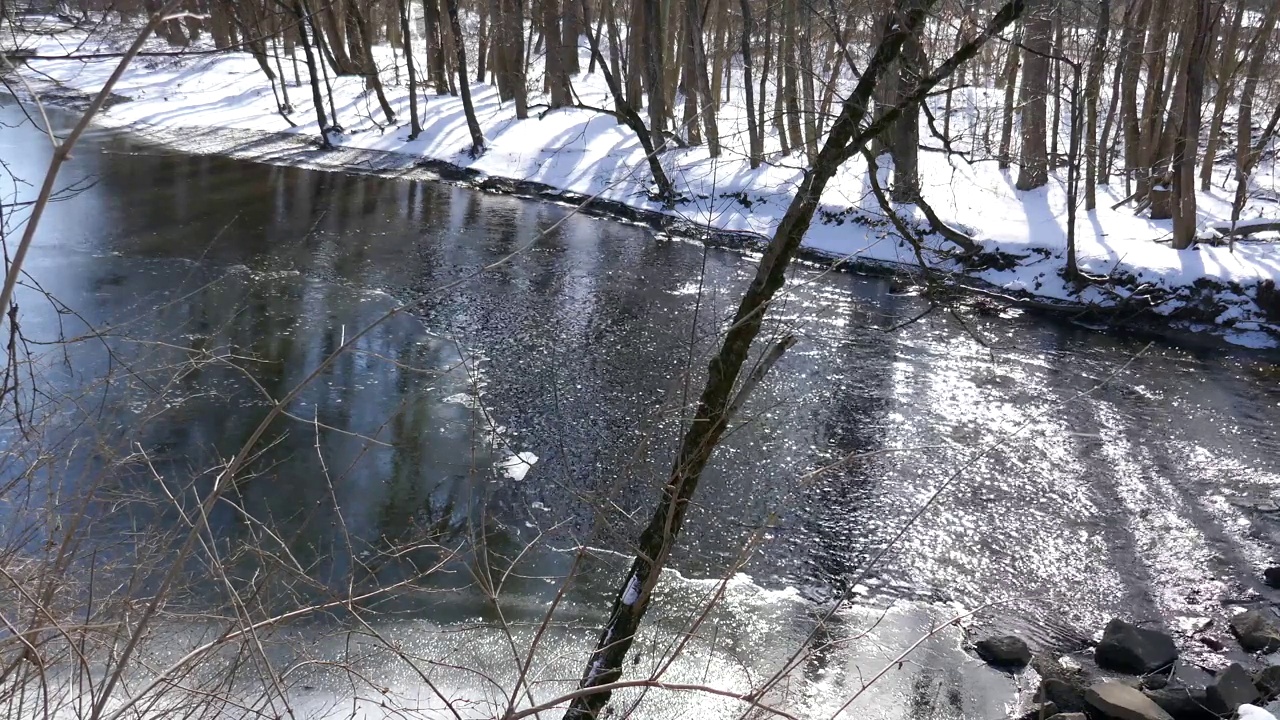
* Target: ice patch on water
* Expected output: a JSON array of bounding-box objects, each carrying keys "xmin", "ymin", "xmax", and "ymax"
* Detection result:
[
  {"xmin": 667, "ymin": 281, "xmax": 706, "ymax": 296},
  {"xmin": 497, "ymin": 451, "xmax": 538, "ymax": 481},
  {"xmin": 442, "ymin": 392, "xmax": 481, "ymax": 408}
]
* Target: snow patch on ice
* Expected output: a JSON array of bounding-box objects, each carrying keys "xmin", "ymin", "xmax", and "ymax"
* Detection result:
[{"xmin": 621, "ymin": 574, "xmax": 642, "ymax": 605}]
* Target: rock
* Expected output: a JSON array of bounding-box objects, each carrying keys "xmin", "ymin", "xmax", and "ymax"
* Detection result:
[
  {"xmin": 1230, "ymin": 610, "xmax": 1280, "ymax": 653},
  {"xmin": 1141, "ymin": 674, "xmax": 1170, "ymax": 691},
  {"xmin": 1039, "ymin": 677, "xmax": 1089, "ymax": 714},
  {"xmin": 1196, "ymin": 635, "xmax": 1225, "ymax": 652},
  {"xmin": 1205, "ymin": 663, "xmax": 1260, "ymax": 713},
  {"xmin": 976, "ymin": 635, "xmax": 1032, "ymax": 668},
  {"xmin": 1240, "ymin": 705, "xmax": 1280, "ymax": 720},
  {"xmin": 1265, "ymin": 567, "xmax": 1280, "ymax": 588},
  {"xmin": 1142, "ymin": 687, "xmax": 1216, "ymax": 720},
  {"xmin": 1254, "ymin": 664, "xmax": 1280, "ymax": 701},
  {"xmin": 1095, "ymin": 619, "xmax": 1179, "ymax": 674},
  {"xmin": 1045, "ymin": 715, "xmax": 1088, "ymax": 720},
  {"xmin": 1086, "ymin": 681, "xmax": 1175, "ymax": 720}
]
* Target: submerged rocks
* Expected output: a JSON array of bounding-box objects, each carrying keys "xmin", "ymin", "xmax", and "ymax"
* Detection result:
[
  {"xmin": 976, "ymin": 635, "xmax": 1032, "ymax": 668},
  {"xmin": 1231, "ymin": 610, "xmax": 1280, "ymax": 654},
  {"xmin": 1086, "ymin": 681, "xmax": 1175, "ymax": 720},
  {"xmin": 1205, "ymin": 662, "xmax": 1260, "ymax": 714},
  {"xmin": 1095, "ymin": 619, "xmax": 1179, "ymax": 674}
]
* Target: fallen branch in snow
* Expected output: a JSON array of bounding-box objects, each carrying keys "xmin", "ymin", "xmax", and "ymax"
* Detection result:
[{"xmin": 1211, "ymin": 221, "xmax": 1280, "ymax": 238}]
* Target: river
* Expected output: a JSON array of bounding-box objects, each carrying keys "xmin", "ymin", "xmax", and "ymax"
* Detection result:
[{"xmin": 3, "ymin": 96, "xmax": 1280, "ymax": 719}]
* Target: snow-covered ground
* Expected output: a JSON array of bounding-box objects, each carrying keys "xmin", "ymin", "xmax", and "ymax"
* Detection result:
[{"xmin": 8, "ymin": 17, "xmax": 1280, "ymax": 347}]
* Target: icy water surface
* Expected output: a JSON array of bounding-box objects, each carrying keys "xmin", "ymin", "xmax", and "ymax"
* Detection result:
[{"xmin": 5, "ymin": 97, "xmax": 1280, "ymax": 718}]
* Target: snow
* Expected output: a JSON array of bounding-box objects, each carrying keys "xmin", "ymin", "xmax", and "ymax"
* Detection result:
[
  {"xmin": 496, "ymin": 451, "xmax": 538, "ymax": 481},
  {"xmin": 9, "ymin": 20, "xmax": 1280, "ymax": 346},
  {"xmin": 621, "ymin": 573, "xmax": 641, "ymax": 605},
  {"xmin": 1240, "ymin": 705, "xmax": 1279, "ymax": 720}
]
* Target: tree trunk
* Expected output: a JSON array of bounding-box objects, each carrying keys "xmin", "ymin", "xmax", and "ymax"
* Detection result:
[
  {"xmin": 642, "ymin": 0, "xmax": 668, "ymax": 152},
  {"xmin": 739, "ymin": 0, "xmax": 763, "ymax": 167},
  {"xmin": 1171, "ymin": 0, "xmax": 1219, "ymax": 249},
  {"xmin": 291, "ymin": 0, "xmax": 331, "ymax": 147},
  {"xmin": 422, "ymin": 0, "xmax": 449, "ymax": 93},
  {"xmin": 445, "ymin": 0, "xmax": 486, "ymax": 155},
  {"xmin": 997, "ymin": 22, "xmax": 1022, "ymax": 168},
  {"xmin": 1084, "ymin": 0, "xmax": 1110, "ymax": 209},
  {"xmin": 782, "ymin": 0, "xmax": 804, "ymax": 154},
  {"xmin": 545, "ymin": 0, "xmax": 571, "ymax": 107},
  {"xmin": 757, "ymin": 1, "xmax": 772, "ymax": 155},
  {"xmin": 476, "ymin": 1, "xmax": 489, "ymax": 82},
  {"xmin": 577, "ymin": 0, "xmax": 675, "ymax": 199},
  {"xmin": 1230, "ymin": 0, "xmax": 1279, "ymax": 218},
  {"xmin": 1119, "ymin": 0, "xmax": 1151, "ymax": 195},
  {"xmin": 499, "ymin": 0, "xmax": 529, "ymax": 117},
  {"xmin": 398, "ymin": 0, "xmax": 422, "ymax": 138},
  {"xmin": 348, "ymin": 0, "xmax": 397, "ymax": 123},
  {"xmin": 891, "ymin": 0, "xmax": 926, "ymax": 201},
  {"xmin": 1016, "ymin": 0, "xmax": 1051, "ymax": 190},
  {"xmin": 562, "ymin": 0, "xmax": 582, "ymax": 74},
  {"xmin": 1199, "ymin": 0, "xmax": 1244, "ymax": 189}
]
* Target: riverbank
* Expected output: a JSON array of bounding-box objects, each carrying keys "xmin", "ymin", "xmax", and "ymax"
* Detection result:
[{"xmin": 8, "ymin": 17, "xmax": 1280, "ymax": 348}]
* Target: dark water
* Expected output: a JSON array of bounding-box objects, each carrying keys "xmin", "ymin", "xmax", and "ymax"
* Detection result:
[{"xmin": 5, "ymin": 97, "xmax": 1280, "ymax": 717}]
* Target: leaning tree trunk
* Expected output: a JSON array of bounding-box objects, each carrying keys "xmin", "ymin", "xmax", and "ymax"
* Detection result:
[
  {"xmin": 561, "ymin": 1, "xmax": 1028, "ymax": 717},
  {"xmin": 291, "ymin": 0, "xmax": 331, "ymax": 147},
  {"xmin": 445, "ymin": 0, "xmax": 486, "ymax": 155},
  {"xmin": 577, "ymin": 0, "xmax": 674, "ymax": 200},
  {"xmin": 348, "ymin": 0, "xmax": 396, "ymax": 123}
]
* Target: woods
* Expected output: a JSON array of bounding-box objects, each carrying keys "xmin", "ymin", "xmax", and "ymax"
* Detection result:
[{"xmin": 33, "ymin": 0, "xmax": 1273, "ymax": 252}]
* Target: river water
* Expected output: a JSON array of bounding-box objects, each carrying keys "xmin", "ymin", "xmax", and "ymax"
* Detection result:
[{"xmin": 4, "ymin": 97, "xmax": 1280, "ymax": 719}]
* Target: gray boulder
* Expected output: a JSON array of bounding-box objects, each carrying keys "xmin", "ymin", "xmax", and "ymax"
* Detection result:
[
  {"xmin": 1039, "ymin": 677, "xmax": 1090, "ymax": 714},
  {"xmin": 1253, "ymin": 664, "xmax": 1280, "ymax": 701},
  {"xmin": 1206, "ymin": 663, "xmax": 1260, "ymax": 713},
  {"xmin": 976, "ymin": 635, "xmax": 1032, "ymax": 668},
  {"xmin": 1142, "ymin": 686, "xmax": 1216, "ymax": 720},
  {"xmin": 1086, "ymin": 681, "xmax": 1175, "ymax": 720},
  {"xmin": 1045, "ymin": 715, "xmax": 1088, "ymax": 720},
  {"xmin": 1095, "ymin": 619, "xmax": 1178, "ymax": 674},
  {"xmin": 1231, "ymin": 610, "xmax": 1280, "ymax": 654}
]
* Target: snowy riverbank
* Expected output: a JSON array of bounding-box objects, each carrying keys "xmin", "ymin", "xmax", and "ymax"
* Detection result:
[{"xmin": 8, "ymin": 19, "xmax": 1280, "ymax": 348}]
